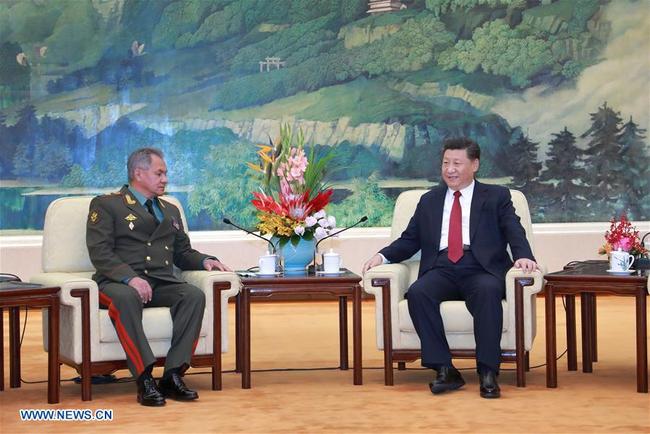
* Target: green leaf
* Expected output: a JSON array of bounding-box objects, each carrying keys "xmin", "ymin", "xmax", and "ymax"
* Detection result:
[{"xmin": 277, "ymin": 237, "xmax": 290, "ymax": 249}]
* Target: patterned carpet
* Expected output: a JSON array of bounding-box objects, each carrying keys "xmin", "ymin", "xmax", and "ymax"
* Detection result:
[{"xmin": 1, "ymin": 298, "xmax": 648, "ymax": 433}]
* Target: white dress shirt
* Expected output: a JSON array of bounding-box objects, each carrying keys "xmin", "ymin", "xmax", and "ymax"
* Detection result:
[
  {"xmin": 438, "ymin": 180, "xmax": 475, "ymax": 251},
  {"xmin": 379, "ymin": 180, "xmax": 475, "ymax": 264}
]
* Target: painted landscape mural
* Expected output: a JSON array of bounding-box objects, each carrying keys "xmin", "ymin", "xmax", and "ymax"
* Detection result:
[{"xmin": 0, "ymin": 0, "xmax": 648, "ymax": 233}]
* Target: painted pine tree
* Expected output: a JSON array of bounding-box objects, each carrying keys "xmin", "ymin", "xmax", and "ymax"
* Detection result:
[
  {"xmin": 618, "ymin": 117, "xmax": 650, "ymax": 220},
  {"xmin": 581, "ymin": 102, "xmax": 625, "ymax": 201},
  {"xmin": 540, "ymin": 127, "xmax": 590, "ymax": 221},
  {"xmin": 504, "ymin": 133, "xmax": 542, "ymax": 195}
]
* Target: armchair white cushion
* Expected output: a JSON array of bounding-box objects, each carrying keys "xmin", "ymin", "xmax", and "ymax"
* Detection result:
[
  {"xmin": 30, "ymin": 195, "xmax": 240, "ymax": 400},
  {"xmin": 363, "ymin": 189, "xmax": 545, "ymax": 386}
]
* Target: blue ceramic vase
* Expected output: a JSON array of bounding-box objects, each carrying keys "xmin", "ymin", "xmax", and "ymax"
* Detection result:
[{"xmin": 273, "ymin": 236, "xmax": 315, "ymax": 273}]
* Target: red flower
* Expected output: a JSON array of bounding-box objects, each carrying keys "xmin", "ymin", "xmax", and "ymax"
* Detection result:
[
  {"xmin": 307, "ymin": 189, "xmax": 333, "ymax": 213},
  {"xmin": 251, "ymin": 192, "xmax": 285, "ymax": 216}
]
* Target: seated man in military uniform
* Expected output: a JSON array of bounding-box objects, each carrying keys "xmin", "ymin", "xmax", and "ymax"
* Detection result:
[{"xmin": 86, "ymin": 147, "xmax": 231, "ymax": 406}]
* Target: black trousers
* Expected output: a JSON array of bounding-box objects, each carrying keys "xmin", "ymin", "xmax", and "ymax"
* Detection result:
[
  {"xmin": 99, "ymin": 278, "xmax": 206, "ymax": 378},
  {"xmin": 406, "ymin": 250, "xmax": 505, "ymax": 373}
]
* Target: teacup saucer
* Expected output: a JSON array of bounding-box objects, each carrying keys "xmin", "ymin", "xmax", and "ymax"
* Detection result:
[
  {"xmin": 315, "ymin": 270, "xmax": 346, "ymax": 275},
  {"xmin": 606, "ymin": 269, "xmax": 635, "ymax": 275},
  {"xmin": 254, "ymin": 271, "xmax": 282, "ymax": 276}
]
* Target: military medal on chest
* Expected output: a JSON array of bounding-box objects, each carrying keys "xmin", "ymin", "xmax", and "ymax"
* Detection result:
[{"xmin": 125, "ymin": 213, "xmax": 138, "ymax": 230}]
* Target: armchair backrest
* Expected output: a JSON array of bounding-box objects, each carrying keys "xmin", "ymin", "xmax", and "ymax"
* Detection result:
[
  {"xmin": 41, "ymin": 194, "xmax": 188, "ymax": 273},
  {"xmin": 390, "ymin": 187, "xmax": 534, "ymax": 253}
]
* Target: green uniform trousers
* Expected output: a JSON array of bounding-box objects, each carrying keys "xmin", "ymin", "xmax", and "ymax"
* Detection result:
[{"xmin": 98, "ymin": 278, "xmax": 205, "ymax": 378}]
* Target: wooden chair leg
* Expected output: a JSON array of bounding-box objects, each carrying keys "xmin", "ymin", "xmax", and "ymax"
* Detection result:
[
  {"xmin": 71, "ymin": 289, "xmax": 92, "ymax": 400},
  {"xmin": 397, "ymin": 362, "xmax": 406, "ymax": 371},
  {"xmin": 384, "ymin": 350, "xmax": 394, "ymax": 386},
  {"xmin": 514, "ymin": 277, "xmax": 533, "ymax": 387},
  {"xmin": 212, "ymin": 284, "xmax": 226, "ymax": 391},
  {"xmin": 523, "ymin": 352, "xmax": 528, "ymax": 370},
  {"xmin": 377, "ymin": 280, "xmax": 395, "ymax": 386}
]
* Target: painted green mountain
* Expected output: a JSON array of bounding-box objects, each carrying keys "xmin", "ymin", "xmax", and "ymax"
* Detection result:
[{"xmin": 4, "ymin": 0, "xmax": 647, "ymax": 229}]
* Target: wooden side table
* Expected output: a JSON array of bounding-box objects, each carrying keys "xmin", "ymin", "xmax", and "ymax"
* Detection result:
[
  {"xmin": 236, "ymin": 271, "xmax": 362, "ymax": 389},
  {"xmin": 544, "ymin": 261, "xmax": 648, "ymax": 393},
  {"xmin": 0, "ymin": 285, "xmax": 61, "ymax": 403}
]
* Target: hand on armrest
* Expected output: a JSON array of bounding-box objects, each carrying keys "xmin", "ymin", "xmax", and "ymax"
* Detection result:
[
  {"xmin": 505, "ymin": 266, "xmax": 546, "ymax": 299},
  {"xmin": 181, "ymin": 270, "xmax": 240, "ymax": 300},
  {"xmin": 363, "ymin": 263, "xmax": 411, "ymax": 301}
]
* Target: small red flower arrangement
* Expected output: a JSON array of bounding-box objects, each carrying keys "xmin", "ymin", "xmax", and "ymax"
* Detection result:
[{"xmin": 598, "ymin": 213, "xmax": 647, "ymax": 257}]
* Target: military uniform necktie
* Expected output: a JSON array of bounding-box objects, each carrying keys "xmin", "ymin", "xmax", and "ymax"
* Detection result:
[{"xmin": 145, "ymin": 199, "xmax": 159, "ymax": 225}]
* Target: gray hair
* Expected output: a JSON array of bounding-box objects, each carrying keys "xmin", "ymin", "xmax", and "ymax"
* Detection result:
[{"xmin": 127, "ymin": 147, "xmax": 164, "ymax": 182}]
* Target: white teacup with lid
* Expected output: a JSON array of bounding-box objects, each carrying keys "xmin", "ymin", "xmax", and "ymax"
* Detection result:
[
  {"xmin": 322, "ymin": 249, "xmax": 342, "ymax": 273},
  {"xmin": 258, "ymin": 254, "xmax": 278, "ymax": 275}
]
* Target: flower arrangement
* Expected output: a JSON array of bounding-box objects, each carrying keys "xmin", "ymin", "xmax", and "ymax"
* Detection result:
[
  {"xmin": 247, "ymin": 124, "xmax": 337, "ymax": 248},
  {"xmin": 598, "ymin": 213, "xmax": 647, "ymax": 257}
]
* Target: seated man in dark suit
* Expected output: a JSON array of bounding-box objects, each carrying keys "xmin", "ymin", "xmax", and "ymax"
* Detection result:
[
  {"xmin": 363, "ymin": 137, "xmax": 538, "ymax": 399},
  {"xmin": 86, "ymin": 147, "xmax": 231, "ymax": 406}
]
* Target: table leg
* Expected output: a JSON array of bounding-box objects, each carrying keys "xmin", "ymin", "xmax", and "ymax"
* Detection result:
[
  {"xmin": 545, "ymin": 285, "xmax": 557, "ymax": 388},
  {"xmin": 339, "ymin": 296, "xmax": 348, "ymax": 370},
  {"xmin": 353, "ymin": 284, "xmax": 362, "ymax": 385},
  {"xmin": 241, "ymin": 288, "xmax": 251, "ymax": 389},
  {"xmin": 9, "ymin": 307, "xmax": 20, "ymax": 388},
  {"xmin": 636, "ymin": 291, "xmax": 648, "ymax": 393},
  {"xmin": 580, "ymin": 293, "xmax": 593, "ymax": 373},
  {"xmin": 0, "ymin": 307, "xmax": 4, "ymax": 391},
  {"xmin": 591, "ymin": 296, "xmax": 598, "ymax": 362},
  {"xmin": 565, "ymin": 295, "xmax": 577, "ymax": 371},
  {"xmin": 48, "ymin": 296, "xmax": 60, "ymax": 404}
]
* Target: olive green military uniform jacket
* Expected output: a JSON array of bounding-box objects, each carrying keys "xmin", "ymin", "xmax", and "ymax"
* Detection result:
[{"xmin": 87, "ymin": 185, "xmax": 210, "ymax": 287}]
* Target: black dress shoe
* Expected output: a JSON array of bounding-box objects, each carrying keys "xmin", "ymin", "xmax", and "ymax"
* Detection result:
[
  {"xmin": 429, "ymin": 366, "xmax": 465, "ymax": 394},
  {"xmin": 159, "ymin": 372, "xmax": 199, "ymax": 401},
  {"xmin": 479, "ymin": 370, "xmax": 501, "ymax": 399},
  {"xmin": 137, "ymin": 374, "xmax": 166, "ymax": 406}
]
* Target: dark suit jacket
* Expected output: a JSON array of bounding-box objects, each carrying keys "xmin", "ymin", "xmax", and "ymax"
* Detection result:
[
  {"xmin": 379, "ymin": 181, "xmax": 534, "ymax": 280},
  {"xmin": 86, "ymin": 185, "xmax": 211, "ymax": 287}
]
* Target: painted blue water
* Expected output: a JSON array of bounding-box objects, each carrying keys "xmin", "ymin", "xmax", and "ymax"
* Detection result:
[{"xmin": 0, "ymin": 187, "xmax": 213, "ymax": 231}]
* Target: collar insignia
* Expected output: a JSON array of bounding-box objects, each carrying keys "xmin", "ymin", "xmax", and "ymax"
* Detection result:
[
  {"xmin": 125, "ymin": 214, "xmax": 138, "ymax": 222},
  {"xmin": 125, "ymin": 194, "xmax": 137, "ymax": 205}
]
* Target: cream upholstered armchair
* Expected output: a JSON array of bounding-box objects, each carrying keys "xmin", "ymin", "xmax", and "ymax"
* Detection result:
[
  {"xmin": 30, "ymin": 196, "xmax": 240, "ymax": 401},
  {"xmin": 363, "ymin": 189, "xmax": 545, "ymax": 387}
]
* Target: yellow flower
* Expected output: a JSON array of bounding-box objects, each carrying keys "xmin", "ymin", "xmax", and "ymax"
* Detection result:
[
  {"xmin": 257, "ymin": 212, "xmax": 298, "ymax": 237},
  {"xmin": 246, "ymin": 144, "xmax": 276, "ymax": 174},
  {"xmin": 598, "ymin": 242, "xmax": 613, "ymax": 256},
  {"xmin": 246, "ymin": 162, "xmax": 264, "ymax": 173}
]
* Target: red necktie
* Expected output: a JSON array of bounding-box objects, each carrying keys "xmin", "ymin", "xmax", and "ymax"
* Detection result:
[{"xmin": 448, "ymin": 191, "xmax": 463, "ymax": 263}]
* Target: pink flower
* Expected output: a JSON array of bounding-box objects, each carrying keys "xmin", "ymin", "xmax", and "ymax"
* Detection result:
[
  {"xmin": 289, "ymin": 166, "xmax": 304, "ymax": 181},
  {"xmin": 276, "ymin": 148, "xmax": 308, "ymax": 184},
  {"xmin": 614, "ymin": 237, "xmax": 633, "ymax": 252}
]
